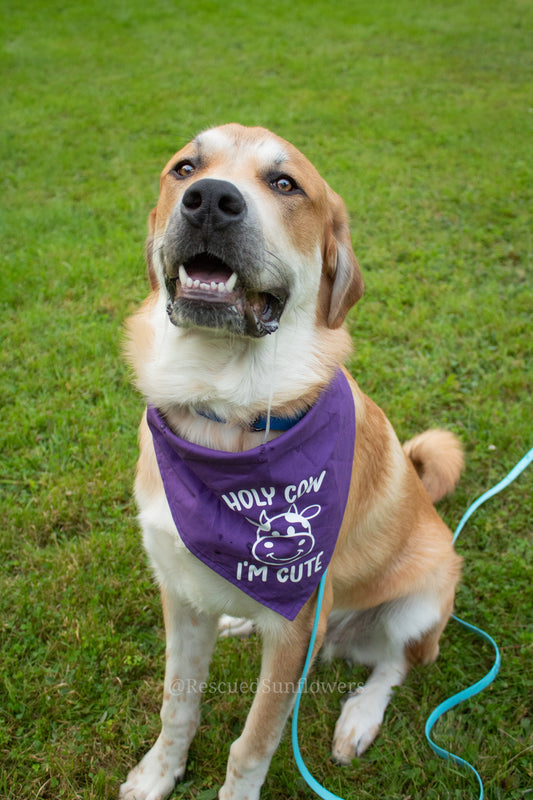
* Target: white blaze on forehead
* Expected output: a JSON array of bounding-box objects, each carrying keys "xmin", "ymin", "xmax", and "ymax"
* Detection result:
[
  {"xmin": 196, "ymin": 127, "xmax": 288, "ymax": 170},
  {"xmin": 246, "ymin": 137, "xmax": 288, "ymax": 167}
]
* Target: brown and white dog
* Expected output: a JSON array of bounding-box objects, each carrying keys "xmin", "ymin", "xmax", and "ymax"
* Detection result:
[{"xmin": 120, "ymin": 124, "xmax": 463, "ymax": 800}]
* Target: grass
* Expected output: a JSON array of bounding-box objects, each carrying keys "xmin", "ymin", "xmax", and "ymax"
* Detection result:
[{"xmin": 1, "ymin": 0, "xmax": 531, "ymax": 797}]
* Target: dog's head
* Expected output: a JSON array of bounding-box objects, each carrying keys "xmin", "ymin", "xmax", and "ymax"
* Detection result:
[{"xmin": 146, "ymin": 124, "xmax": 363, "ymax": 338}]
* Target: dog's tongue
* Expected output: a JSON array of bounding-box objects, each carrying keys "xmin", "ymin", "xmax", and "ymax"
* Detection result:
[
  {"xmin": 184, "ymin": 253, "xmax": 233, "ymax": 285},
  {"xmin": 188, "ymin": 264, "xmax": 231, "ymax": 283}
]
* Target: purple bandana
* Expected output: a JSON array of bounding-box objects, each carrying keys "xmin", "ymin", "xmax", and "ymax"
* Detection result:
[{"xmin": 147, "ymin": 369, "xmax": 355, "ymax": 620}]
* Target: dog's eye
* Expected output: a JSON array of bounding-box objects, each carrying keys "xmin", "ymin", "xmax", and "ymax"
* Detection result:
[
  {"xmin": 172, "ymin": 161, "xmax": 196, "ymax": 179},
  {"xmin": 271, "ymin": 175, "xmax": 299, "ymax": 194}
]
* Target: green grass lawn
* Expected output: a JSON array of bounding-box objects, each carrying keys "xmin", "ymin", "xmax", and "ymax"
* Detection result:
[{"xmin": 1, "ymin": 0, "xmax": 531, "ymax": 798}]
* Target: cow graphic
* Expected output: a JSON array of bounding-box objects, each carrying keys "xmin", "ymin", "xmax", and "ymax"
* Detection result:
[{"xmin": 249, "ymin": 504, "xmax": 320, "ymax": 566}]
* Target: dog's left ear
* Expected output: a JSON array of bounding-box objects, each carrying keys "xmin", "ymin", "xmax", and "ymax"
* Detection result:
[
  {"xmin": 322, "ymin": 188, "xmax": 364, "ymax": 328},
  {"xmin": 145, "ymin": 206, "xmax": 159, "ymax": 291}
]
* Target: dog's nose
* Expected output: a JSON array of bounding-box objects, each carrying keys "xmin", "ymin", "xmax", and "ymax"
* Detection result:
[{"xmin": 181, "ymin": 178, "xmax": 246, "ymax": 233}]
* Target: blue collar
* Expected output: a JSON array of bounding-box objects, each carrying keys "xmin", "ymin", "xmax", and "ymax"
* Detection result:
[{"xmin": 196, "ymin": 407, "xmax": 307, "ymax": 432}]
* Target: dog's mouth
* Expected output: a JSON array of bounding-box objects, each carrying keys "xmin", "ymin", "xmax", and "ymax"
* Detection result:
[{"xmin": 164, "ymin": 253, "xmax": 287, "ymax": 337}]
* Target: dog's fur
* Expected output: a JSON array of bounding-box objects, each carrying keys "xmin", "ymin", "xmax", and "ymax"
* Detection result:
[{"xmin": 119, "ymin": 124, "xmax": 463, "ymax": 800}]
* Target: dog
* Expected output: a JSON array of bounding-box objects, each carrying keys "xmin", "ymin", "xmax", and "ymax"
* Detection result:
[{"xmin": 119, "ymin": 123, "xmax": 463, "ymax": 800}]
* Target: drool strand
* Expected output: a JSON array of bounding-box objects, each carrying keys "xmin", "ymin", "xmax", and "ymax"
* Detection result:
[{"xmin": 262, "ymin": 332, "xmax": 278, "ymax": 444}]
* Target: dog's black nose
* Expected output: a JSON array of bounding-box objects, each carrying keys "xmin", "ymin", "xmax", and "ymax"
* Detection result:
[{"xmin": 181, "ymin": 179, "xmax": 246, "ymax": 234}]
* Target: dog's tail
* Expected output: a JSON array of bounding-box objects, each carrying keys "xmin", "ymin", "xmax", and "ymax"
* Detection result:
[{"xmin": 403, "ymin": 429, "xmax": 464, "ymax": 503}]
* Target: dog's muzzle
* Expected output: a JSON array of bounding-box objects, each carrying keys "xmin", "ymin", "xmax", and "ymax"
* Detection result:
[{"xmin": 162, "ymin": 179, "xmax": 288, "ymax": 338}]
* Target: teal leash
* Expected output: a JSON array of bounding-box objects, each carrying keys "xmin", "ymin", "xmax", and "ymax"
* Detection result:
[
  {"xmin": 292, "ymin": 567, "xmax": 343, "ymax": 800},
  {"xmin": 424, "ymin": 616, "xmax": 501, "ymax": 799},
  {"xmin": 451, "ymin": 448, "xmax": 533, "ymax": 546},
  {"xmin": 425, "ymin": 446, "xmax": 533, "ymax": 799},
  {"xmin": 292, "ymin": 446, "xmax": 533, "ymax": 799}
]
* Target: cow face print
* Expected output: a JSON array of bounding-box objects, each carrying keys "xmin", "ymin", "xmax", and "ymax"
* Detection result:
[{"xmin": 250, "ymin": 504, "xmax": 320, "ymax": 566}]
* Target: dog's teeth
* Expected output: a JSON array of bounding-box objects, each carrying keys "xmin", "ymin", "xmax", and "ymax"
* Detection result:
[
  {"xmin": 226, "ymin": 272, "xmax": 238, "ymax": 292},
  {"xmin": 180, "ymin": 269, "xmax": 237, "ymax": 294},
  {"xmin": 179, "ymin": 265, "xmax": 189, "ymax": 285}
]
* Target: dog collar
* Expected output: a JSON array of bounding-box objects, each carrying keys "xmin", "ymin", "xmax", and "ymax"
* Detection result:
[
  {"xmin": 196, "ymin": 407, "xmax": 307, "ymax": 432},
  {"xmin": 147, "ymin": 369, "xmax": 355, "ymax": 620}
]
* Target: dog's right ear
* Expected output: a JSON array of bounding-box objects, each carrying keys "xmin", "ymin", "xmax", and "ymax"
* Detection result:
[{"xmin": 146, "ymin": 207, "xmax": 159, "ymax": 291}]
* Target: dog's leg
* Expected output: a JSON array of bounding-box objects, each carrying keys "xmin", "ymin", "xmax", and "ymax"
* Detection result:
[
  {"xmin": 219, "ymin": 588, "xmax": 332, "ymax": 800},
  {"xmin": 331, "ymin": 655, "xmax": 407, "ymax": 762},
  {"xmin": 330, "ymin": 589, "xmax": 453, "ymax": 763},
  {"xmin": 120, "ymin": 587, "xmax": 218, "ymax": 800}
]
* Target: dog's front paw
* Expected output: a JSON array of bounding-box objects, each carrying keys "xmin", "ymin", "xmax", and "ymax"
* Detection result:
[
  {"xmin": 218, "ymin": 737, "xmax": 267, "ymax": 800},
  {"xmin": 119, "ymin": 769, "xmax": 176, "ymax": 800},
  {"xmin": 119, "ymin": 735, "xmax": 185, "ymax": 800},
  {"xmin": 331, "ymin": 691, "xmax": 384, "ymax": 763},
  {"xmin": 219, "ymin": 776, "xmax": 261, "ymax": 800}
]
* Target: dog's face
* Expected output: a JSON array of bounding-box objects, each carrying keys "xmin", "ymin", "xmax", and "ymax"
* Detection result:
[{"xmin": 146, "ymin": 124, "xmax": 363, "ymax": 338}]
